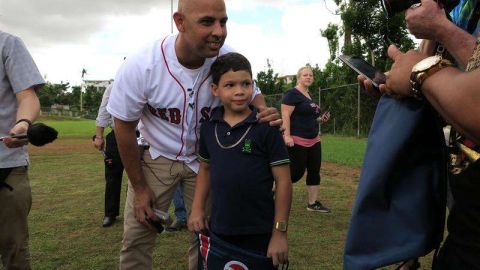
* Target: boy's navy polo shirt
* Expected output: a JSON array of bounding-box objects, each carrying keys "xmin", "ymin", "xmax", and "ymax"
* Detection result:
[
  {"xmin": 282, "ymin": 88, "xmax": 321, "ymax": 139},
  {"xmin": 198, "ymin": 106, "xmax": 290, "ymax": 236}
]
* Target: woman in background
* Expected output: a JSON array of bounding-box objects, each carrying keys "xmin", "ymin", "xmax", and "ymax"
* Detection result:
[{"xmin": 281, "ymin": 66, "xmax": 331, "ymax": 212}]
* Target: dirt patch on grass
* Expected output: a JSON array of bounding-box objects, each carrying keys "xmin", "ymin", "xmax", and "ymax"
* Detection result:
[
  {"xmin": 323, "ymin": 161, "xmax": 360, "ymax": 183},
  {"xmin": 29, "ymin": 138, "xmax": 92, "ymax": 156}
]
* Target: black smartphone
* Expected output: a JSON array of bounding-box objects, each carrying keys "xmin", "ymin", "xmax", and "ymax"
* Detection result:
[{"xmin": 338, "ymin": 55, "xmax": 386, "ymax": 88}]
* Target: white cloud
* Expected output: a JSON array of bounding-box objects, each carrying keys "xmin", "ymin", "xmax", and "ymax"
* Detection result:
[
  {"xmin": 20, "ymin": 8, "xmax": 173, "ymax": 85},
  {"xmin": 1, "ymin": 0, "xmax": 341, "ymax": 85},
  {"xmin": 229, "ymin": 1, "xmax": 341, "ymax": 76}
]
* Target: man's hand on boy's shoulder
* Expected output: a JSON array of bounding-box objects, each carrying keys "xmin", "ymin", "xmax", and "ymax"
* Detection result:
[
  {"xmin": 267, "ymin": 231, "xmax": 288, "ymax": 267},
  {"xmin": 256, "ymin": 106, "xmax": 283, "ymax": 128}
]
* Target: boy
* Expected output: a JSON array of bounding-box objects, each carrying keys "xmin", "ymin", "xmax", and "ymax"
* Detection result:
[{"xmin": 188, "ymin": 52, "xmax": 292, "ymax": 268}]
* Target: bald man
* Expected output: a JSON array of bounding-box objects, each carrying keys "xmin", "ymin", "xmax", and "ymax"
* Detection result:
[{"xmin": 107, "ymin": 0, "xmax": 280, "ymax": 269}]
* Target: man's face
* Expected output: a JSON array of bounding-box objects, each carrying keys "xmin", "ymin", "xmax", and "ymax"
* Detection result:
[{"xmin": 181, "ymin": 0, "xmax": 228, "ymax": 59}]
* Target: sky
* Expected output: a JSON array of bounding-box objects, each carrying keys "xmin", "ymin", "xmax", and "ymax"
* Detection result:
[{"xmin": 0, "ymin": 0, "xmax": 341, "ymax": 86}]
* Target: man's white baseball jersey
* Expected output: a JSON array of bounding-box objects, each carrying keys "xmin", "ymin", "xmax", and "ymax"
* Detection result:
[{"xmin": 107, "ymin": 34, "xmax": 260, "ymax": 173}]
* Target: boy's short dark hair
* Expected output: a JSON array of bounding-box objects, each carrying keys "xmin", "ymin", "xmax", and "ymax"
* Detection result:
[{"xmin": 210, "ymin": 52, "xmax": 252, "ymax": 85}]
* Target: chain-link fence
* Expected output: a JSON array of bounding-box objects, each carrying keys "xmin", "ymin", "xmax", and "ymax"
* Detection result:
[
  {"xmin": 264, "ymin": 83, "xmax": 379, "ymax": 138},
  {"xmin": 40, "ymin": 106, "xmax": 98, "ymax": 120}
]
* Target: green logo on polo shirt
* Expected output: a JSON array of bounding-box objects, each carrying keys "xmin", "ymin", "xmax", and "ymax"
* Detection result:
[{"xmin": 242, "ymin": 139, "xmax": 252, "ymax": 153}]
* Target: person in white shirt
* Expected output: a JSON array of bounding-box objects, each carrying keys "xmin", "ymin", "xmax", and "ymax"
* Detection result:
[
  {"xmin": 106, "ymin": 0, "xmax": 281, "ymax": 269},
  {"xmin": 93, "ymin": 83, "xmax": 125, "ymax": 228}
]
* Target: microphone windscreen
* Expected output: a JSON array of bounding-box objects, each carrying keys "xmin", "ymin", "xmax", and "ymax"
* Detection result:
[{"xmin": 27, "ymin": 123, "xmax": 58, "ymax": 146}]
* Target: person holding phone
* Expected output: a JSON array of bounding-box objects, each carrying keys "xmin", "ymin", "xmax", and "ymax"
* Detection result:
[
  {"xmin": 357, "ymin": 0, "xmax": 480, "ymax": 269},
  {"xmin": 281, "ymin": 66, "xmax": 331, "ymax": 213}
]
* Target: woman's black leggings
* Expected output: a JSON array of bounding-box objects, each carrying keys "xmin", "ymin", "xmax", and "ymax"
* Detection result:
[{"xmin": 287, "ymin": 142, "xmax": 321, "ymax": 185}]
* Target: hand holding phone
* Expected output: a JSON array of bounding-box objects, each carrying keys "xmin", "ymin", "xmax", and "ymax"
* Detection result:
[
  {"xmin": 317, "ymin": 110, "xmax": 331, "ymax": 123},
  {"xmin": 338, "ymin": 55, "xmax": 386, "ymax": 89}
]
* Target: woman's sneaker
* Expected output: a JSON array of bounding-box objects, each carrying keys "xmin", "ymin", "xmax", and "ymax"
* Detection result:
[{"xmin": 307, "ymin": 201, "xmax": 331, "ymax": 213}]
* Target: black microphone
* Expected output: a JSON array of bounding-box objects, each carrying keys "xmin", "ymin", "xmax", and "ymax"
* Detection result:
[{"xmin": 0, "ymin": 123, "xmax": 58, "ymax": 146}]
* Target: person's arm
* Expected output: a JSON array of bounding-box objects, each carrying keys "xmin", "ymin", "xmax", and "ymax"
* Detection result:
[
  {"xmin": 421, "ymin": 67, "xmax": 480, "ymax": 142},
  {"xmin": 188, "ymin": 161, "xmax": 211, "ymax": 233},
  {"xmin": 251, "ymin": 94, "xmax": 282, "ymax": 126},
  {"xmin": 405, "ymin": 0, "xmax": 476, "ymax": 68},
  {"xmin": 385, "ymin": 45, "xmax": 480, "ymax": 142},
  {"xmin": 436, "ymin": 22, "xmax": 476, "ymax": 68},
  {"xmin": 113, "ymin": 117, "xmax": 157, "ymax": 228},
  {"xmin": 93, "ymin": 126, "xmax": 105, "ymax": 150},
  {"xmin": 3, "ymin": 88, "xmax": 40, "ymax": 148},
  {"xmin": 93, "ymin": 86, "xmax": 112, "ymax": 151},
  {"xmin": 280, "ymin": 104, "xmax": 295, "ymax": 147},
  {"xmin": 268, "ymin": 164, "xmax": 292, "ymax": 267}
]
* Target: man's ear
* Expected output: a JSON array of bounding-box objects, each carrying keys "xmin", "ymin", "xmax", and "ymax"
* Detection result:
[
  {"xmin": 173, "ymin": 12, "xmax": 185, "ymax": 32},
  {"xmin": 210, "ymin": 83, "xmax": 219, "ymax": 96}
]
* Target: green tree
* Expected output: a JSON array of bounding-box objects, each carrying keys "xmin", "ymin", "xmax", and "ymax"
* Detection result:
[
  {"xmin": 321, "ymin": 23, "xmax": 340, "ymax": 61},
  {"xmin": 82, "ymin": 86, "xmax": 105, "ymax": 113},
  {"xmin": 315, "ymin": 0, "xmax": 415, "ymax": 136},
  {"xmin": 38, "ymin": 82, "xmax": 70, "ymax": 108},
  {"xmin": 255, "ymin": 59, "xmax": 282, "ymax": 95}
]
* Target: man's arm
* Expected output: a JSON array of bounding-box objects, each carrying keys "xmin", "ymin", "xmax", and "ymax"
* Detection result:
[
  {"xmin": 405, "ymin": 0, "xmax": 477, "ymax": 68},
  {"xmin": 268, "ymin": 164, "xmax": 292, "ymax": 266},
  {"xmin": 93, "ymin": 86, "xmax": 112, "ymax": 150},
  {"xmin": 251, "ymin": 94, "xmax": 282, "ymax": 126},
  {"xmin": 188, "ymin": 161, "xmax": 211, "ymax": 233},
  {"xmin": 93, "ymin": 126, "xmax": 105, "ymax": 150},
  {"xmin": 280, "ymin": 104, "xmax": 295, "ymax": 147},
  {"xmin": 422, "ymin": 67, "xmax": 480, "ymax": 142},
  {"xmin": 4, "ymin": 88, "xmax": 40, "ymax": 148},
  {"xmin": 385, "ymin": 46, "xmax": 480, "ymax": 142},
  {"xmin": 113, "ymin": 117, "xmax": 157, "ymax": 227}
]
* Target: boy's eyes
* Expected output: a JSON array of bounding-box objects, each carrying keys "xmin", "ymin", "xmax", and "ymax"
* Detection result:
[
  {"xmin": 242, "ymin": 81, "xmax": 252, "ymax": 87},
  {"xmin": 223, "ymin": 81, "xmax": 252, "ymax": 88}
]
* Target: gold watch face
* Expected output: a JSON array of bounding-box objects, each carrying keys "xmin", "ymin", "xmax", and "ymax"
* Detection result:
[
  {"xmin": 412, "ymin": 55, "xmax": 442, "ymax": 73},
  {"xmin": 275, "ymin": 221, "xmax": 287, "ymax": 232}
]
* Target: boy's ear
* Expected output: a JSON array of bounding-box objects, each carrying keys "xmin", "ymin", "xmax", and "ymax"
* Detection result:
[{"xmin": 210, "ymin": 83, "xmax": 219, "ymax": 96}]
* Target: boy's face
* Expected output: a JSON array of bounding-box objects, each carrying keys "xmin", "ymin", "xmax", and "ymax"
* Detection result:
[{"xmin": 211, "ymin": 70, "xmax": 253, "ymax": 114}]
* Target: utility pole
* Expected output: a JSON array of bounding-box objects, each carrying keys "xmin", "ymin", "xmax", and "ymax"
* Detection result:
[
  {"xmin": 318, "ymin": 87, "xmax": 322, "ymax": 135},
  {"xmin": 80, "ymin": 68, "xmax": 87, "ymax": 112}
]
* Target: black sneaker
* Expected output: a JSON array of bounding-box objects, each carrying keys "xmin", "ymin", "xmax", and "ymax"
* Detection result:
[{"xmin": 307, "ymin": 201, "xmax": 331, "ymax": 213}]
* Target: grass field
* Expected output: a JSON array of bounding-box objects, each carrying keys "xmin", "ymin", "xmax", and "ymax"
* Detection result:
[{"xmin": 25, "ymin": 118, "xmax": 434, "ymax": 269}]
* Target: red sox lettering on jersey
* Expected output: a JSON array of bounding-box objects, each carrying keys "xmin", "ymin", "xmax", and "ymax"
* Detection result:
[{"xmin": 147, "ymin": 105, "xmax": 212, "ymax": 125}]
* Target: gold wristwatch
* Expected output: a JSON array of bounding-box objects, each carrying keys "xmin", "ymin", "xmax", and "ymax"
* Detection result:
[
  {"xmin": 410, "ymin": 55, "xmax": 453, "ymax": 98},
  {"xmin": 274, "ymin": 221, "xmax": 288, "ymax": 232}
]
